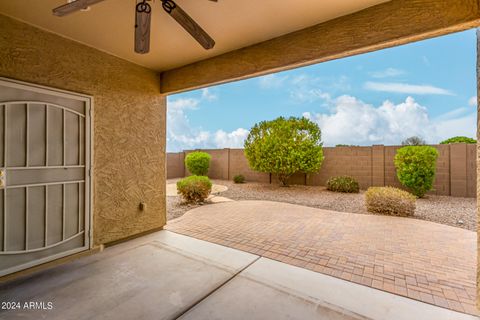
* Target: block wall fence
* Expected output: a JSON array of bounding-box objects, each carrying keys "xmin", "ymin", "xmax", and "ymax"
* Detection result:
[{"xmin": 167, "ymin": 144, "xmax": 477, "ymax": 198}]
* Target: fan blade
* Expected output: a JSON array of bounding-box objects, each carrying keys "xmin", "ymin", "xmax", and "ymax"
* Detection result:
[
  {"xmin": 135, "ymin": 2, "xmax": 151, "ymax": 54},
  {"xmin": 53, "ymin": 0, "xmax": 106, "ymax": 16},
  {"xmin": 163, "ymin": 1, "xmax": 215, "ymax": 50}
]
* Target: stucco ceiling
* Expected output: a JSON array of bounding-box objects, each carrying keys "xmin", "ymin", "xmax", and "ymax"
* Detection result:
[{"xmin": 0, "ymin": 0, "xmax": 389, "ymax": 71}]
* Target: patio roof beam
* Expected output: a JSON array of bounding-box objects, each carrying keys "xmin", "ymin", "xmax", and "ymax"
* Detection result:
[{"xmin": 160, "ymin": 0, "xmax": 480, "ymax": 94}]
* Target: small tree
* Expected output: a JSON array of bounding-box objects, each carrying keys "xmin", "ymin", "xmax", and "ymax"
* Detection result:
[
  {"xmin": 185, "ymin": 151, "xmax": 211, "ymax": 176},
  {"xmin": 394, "ymin": 146, "xmax": 439, "ymax": 197},
  {"xmin": 401, "ymin": 136, "xmax": 426, "ymax": 146},
  {"xmin": 244, "ymin": 117, "xmax": 324, "ymax": 186},
  {"xmin": 440, "ymin": 136, "xmax": 476, "ymax": 144}
]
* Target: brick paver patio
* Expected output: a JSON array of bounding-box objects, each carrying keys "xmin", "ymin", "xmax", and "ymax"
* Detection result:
[{"xmin": 166, "ymin": 200, "xmax": 477, "ymax": 315}]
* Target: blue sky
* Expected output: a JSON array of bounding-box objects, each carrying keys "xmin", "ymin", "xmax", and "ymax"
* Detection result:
[{"xmin": 167, "ymin": 29, "xmax": 477, "ymax": 152}]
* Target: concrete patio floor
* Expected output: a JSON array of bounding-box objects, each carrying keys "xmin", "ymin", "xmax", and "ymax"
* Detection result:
[
  {"xmin": 0, "ymin": 230, "xmax": 476, "ymax": 320},
  {"xmin": 166, "ymin": 200, "xmax": 478, "ymax": 315}
]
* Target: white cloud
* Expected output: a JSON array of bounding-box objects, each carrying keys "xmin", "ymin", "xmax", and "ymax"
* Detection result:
[
  {"xmin": 468, "ymin": 96, "xmax": 477, "ymax": 107},
  {"xmin": 364, "ymin": 82, "xmax": 453, "ymax": 95},
  {"xmin": 290, "ymin": 88, "xmax": 331, "ymax": 104},
  {"xmin": 201, "ymin": 88, "xmax": 217, "ymax": 101},
  {"xmin": 288, "ymin": 74, "xmax": 350, "ymax": 104},
  {"xmin": 431, "ymin": 115, "xmax": 476, "ymax": 142},
  {"xmin": 303, "ymin": 96, "xmax": 475, "ymax": 146},
  {"xmin": 214, "ymin": 128, "xmax": 250, "ymax": 148},
  {"xmin": 258, "ymin": 74, "xmax": 289, "ymax": 89},
  {"xmin": 369, "ymin": 68, "xmax": 406, "ymax": 78},
  {"xmin": 433, "ymin": 107, "xmax": 469, "ymax": 121},
  {"xmin": 167, "ymin": 97, "xmax": 205, "ymax": 151},
  {"xmin": 258, "ymin": 73, "xmax": 350, "ymax": 104},
  {"xmin": 167, "ymin": 93, "xmax": 248, "ymax": 152},
  {"xmin": 168, "ymin": 97, "xmax": 199, "ymax": 111}
]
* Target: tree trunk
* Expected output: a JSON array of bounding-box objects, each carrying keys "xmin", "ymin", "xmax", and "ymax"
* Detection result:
[{"xmin": 278, "ymin": 174, "xmax": 291, "ymax": 187}]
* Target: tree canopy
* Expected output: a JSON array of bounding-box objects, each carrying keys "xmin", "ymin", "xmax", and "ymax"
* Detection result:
[{"xmin": 244, "ymin": 117, "xmax": 324, "ymax": 186}]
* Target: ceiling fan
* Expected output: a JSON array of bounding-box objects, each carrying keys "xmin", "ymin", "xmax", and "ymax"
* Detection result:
[{"xmin": 52, "ymin": 0, "xmax": 217, "ymax": 54}]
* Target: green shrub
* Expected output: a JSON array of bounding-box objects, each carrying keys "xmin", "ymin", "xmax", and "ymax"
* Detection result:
[
  {"xmin": 176, "ymin": 175, "xmax": 212, "ymax": 203},
  {"xmin": 185, "ymin": 152, "xmax": 211, "ymax": 176},
  {"xmin": 440, "ymin": 136, "xmax": 476, "ymax": 144},
  {"xmin": 365, "ymin": 187, "xmax": 416, "ymax": 216},
  {"xmin": 244, "ymin": 116, "xmax": 324, "ymax": 186},
  {"xmin": 394, "ymin": 146, "xmax": 439, "ymax": 198},
  {"xmin": 326, "ymin": 176, "xmax": 360, "ymax": 193},
  {"xmin": 233, "ymin": 174, "xmax": 245, "ymax": 184}
]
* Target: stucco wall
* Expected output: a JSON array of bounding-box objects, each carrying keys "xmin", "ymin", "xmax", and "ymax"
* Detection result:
[
  {"xmin": 0, "ymin": 15, "xmax": 166, "ymax": 245},
  {"xmin": 169, "ymin": 145, "xmax": 477, "ymax": 197}
]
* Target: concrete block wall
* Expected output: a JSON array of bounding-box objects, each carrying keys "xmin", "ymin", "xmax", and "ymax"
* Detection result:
[
  {"xmin": 450, "ymin": 144, "xmax": 467, "ymax": 197},
  {"xmin": 229, "ymin": 149, "xmax": 270, "ymax": 183},
  {"xmin": 371, "ymin": 145, "xmax": 385, "ymax": 186},
  {"xmin": 467, "ymin": 143, "xmax": 476, "ymax": 197},
  {"xmin": 166, "ymin": 152, "xmax": 185, "ymax": 179},
  {"xmin": 184, "ymin": 149, "xmax": 230, "ymax": 180},
  {"xmin": 306, "ymin": 147, "xmax": 373, "ymax": 189},
  {"xmin": 167, "ymin": 144, "xmax": 477, "ymax": 198},
  {"xmin": 433, "ymin": 145, "xmax": 451, "ymax": 196}
]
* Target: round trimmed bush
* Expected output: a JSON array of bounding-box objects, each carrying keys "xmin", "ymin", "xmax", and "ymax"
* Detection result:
[
  {"xmin": 365, "ymin": 187, "xmax": 416, "ymax": 217},
  {"xmin": 326, "ymin": 176, "xmax": 359, "ymax": 193},
  {"xmin": 176, "ymin": 175, "xmax": 212, "ymax": 203},
  {"xmin": 244, "ymin": 116, "xmax": 324, "ymax": 186},
  {"xmin": 440, "ymin": 136, "xmax": 476, "ymax": 144},
  {"xmin": 394, "ymin": 146, "xmax": 439, "ymax": 198},
  {"xmin": 185, "ymin": 152, "xmax": 211, "ymax": 176},
  {"xmin": 233, "ymin": 174, "xmax": 245, "ymax": 184}
]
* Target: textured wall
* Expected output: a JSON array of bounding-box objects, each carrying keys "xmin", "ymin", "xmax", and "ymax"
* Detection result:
[
  {"xmin": 0, "ymin": 15, "xmax": 166, "ymax": 245},
  {"xmin": 168, "ymin": 145, "xmax": 477, "ymax": 197}
]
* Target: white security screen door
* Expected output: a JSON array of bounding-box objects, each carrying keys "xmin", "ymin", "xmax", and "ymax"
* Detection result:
[{"xmin": 0, "ymin": 78, "xmax": 91, "ymax": 276}]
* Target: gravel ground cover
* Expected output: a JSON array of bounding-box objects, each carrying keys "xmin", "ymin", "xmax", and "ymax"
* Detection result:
[
  {"xmin": 167, "ymin": 196, "xmax": 203, "ymax": 221},
  {"xmin": 166, "ymin": 179, "xmax": 229, "ymax": 220},
  {"xmin": 167, "ymin": 179, "xmax": 476, "ymax": 231}
]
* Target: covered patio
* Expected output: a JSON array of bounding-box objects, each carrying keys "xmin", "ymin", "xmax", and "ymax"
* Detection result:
[{"xmin": 1, "ymin": 230, "xmax": 477, "ymax": 320}]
